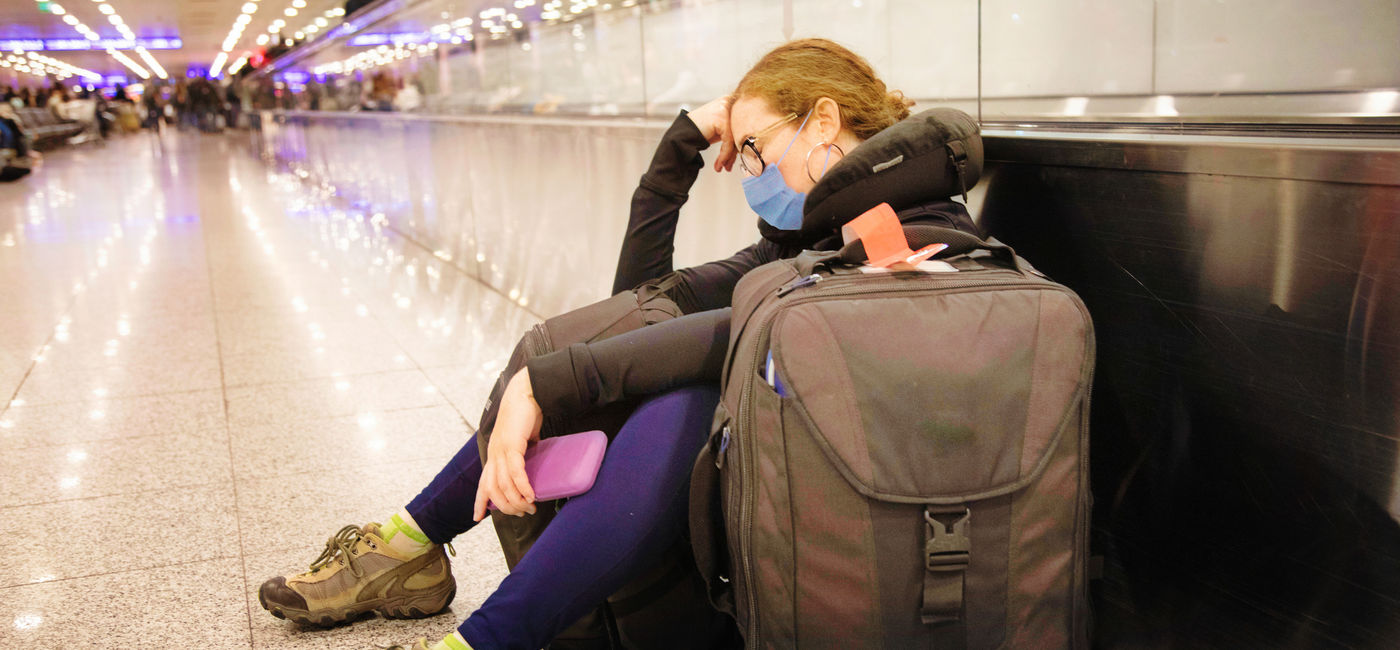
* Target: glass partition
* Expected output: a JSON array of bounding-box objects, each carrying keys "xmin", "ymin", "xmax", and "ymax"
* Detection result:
[{"xmin": 244, "ymin": 0, "xmax": 1400, "ymax": 129}]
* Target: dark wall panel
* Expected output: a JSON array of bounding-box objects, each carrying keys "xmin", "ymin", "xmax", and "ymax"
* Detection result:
[{"xmin": 979, "ymin": 138, "xmax": 1400, "ymax": 648}]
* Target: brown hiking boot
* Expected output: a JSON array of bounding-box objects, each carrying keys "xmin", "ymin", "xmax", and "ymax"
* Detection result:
[{"xmin": 259, "ymin": 523, "xmax": 455, "ymax": 626}]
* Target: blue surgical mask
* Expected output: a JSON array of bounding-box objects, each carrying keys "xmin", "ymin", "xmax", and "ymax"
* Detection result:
[{"xmin": 742, "ymin": 110, "xmax": 812, "ymax": 231}]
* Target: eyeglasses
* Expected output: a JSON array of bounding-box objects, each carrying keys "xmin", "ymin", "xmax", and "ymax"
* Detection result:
[{"xmin": 738, "ymin": 112, "xmax": 799, "ymax": 176}]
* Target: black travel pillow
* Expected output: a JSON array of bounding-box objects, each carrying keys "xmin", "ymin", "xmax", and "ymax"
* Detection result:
[{"xmin": 757, "ymin": 107, "xmax": 984, "ymax": 245}]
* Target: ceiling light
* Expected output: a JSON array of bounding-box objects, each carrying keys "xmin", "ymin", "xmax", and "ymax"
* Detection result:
[
  {"xmin": 292, "ymin": 0, "xmax": 306, "ymax": 7},
  {"xmin": 242, "ymin": 2, "xmax": 258, "ymax": 13},
  {"xmin": 98, "ymin": 4, "xmax": 114, "ymax": 14},
  {"xmin": 134, "ymin": 45, "xmax": 167, "ymax": 79},
  {"xmin": 106, "ymin": 48, "xmax": 150, "ymax": 79},
  {"xmin": 211, "ymin": 51, "xmax": 228, "ymax": 77},
  {"xmin": 285, "ymin": 8, "xmax": 298, "ymax": 17}
]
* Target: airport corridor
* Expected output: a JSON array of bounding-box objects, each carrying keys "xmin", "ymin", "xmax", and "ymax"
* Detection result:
[{"xmin": 0, "ymin": 131, "xmax": 518, "ymax": 648}]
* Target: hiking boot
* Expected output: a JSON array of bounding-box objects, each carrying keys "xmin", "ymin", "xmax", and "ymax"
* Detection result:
[{"xmin": 259, "ymin": 523, "xmax": 456, "ymax": 626}]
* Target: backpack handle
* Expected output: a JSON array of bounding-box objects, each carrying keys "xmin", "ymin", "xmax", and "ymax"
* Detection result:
[{"xmin": 795, "ymin": 225, "xmax": 1023, "ymax": 275}]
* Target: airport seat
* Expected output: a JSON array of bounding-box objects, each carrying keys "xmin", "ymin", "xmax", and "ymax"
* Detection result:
[{"xmin": 14, "ymin": 107, "xmax": 84, "ymax": 149}]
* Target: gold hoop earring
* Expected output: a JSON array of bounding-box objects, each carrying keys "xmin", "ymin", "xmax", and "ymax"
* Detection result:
[{"xmin": 805, "ymin": 142, "xmax": 845, "ymax": 183}]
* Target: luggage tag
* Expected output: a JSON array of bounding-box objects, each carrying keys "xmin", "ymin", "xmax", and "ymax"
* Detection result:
[{"xmin": 842, "ymin": 203, "xmax": 953, "ymax": 274}]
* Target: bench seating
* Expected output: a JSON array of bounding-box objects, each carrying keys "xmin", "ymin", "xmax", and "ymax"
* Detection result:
[{"xmin": 14, "ymin": 107, "xmax": 84, "ymax": 148}]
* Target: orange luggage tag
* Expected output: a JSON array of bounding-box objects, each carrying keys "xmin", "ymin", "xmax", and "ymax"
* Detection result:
[{"xmin": 841, "ymin": 202, "xmax": 947, "ymax": 269}]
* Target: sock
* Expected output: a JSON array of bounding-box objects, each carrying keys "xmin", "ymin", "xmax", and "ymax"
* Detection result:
[
  {"xmin": 379, "ymin": 508, "xmax": 431, "ymax": 556},
  {"xmin": 429, "ymin": 631, "xmax": 471, "ymax": 650}
]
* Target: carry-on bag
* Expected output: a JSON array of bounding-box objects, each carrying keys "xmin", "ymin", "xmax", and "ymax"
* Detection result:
[{"xmin": 691, "ymin": 224, "xmax": 1095, "ymax": 648}]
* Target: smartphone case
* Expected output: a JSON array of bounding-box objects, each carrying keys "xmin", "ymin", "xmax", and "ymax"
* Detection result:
[{"xmin": 489, "ymin": 430, "xmax": 608, "ymax": 510}]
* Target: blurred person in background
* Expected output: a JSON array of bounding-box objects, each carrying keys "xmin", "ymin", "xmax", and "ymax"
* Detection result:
[
  {"xmin": 111, "ymin": 83, "xmax": 134, "ymax": 104},
  {"xmin": 46, "ymin": 87, "xmax": 71, "ymax": 120},
  {"xmin": 365, "ymin": 71, "xmax": 397, "ymax": 111},
  {"xmin": 174, "ymin": 79, "xmax": 194, "ymax": 130},
  {"xmin": 143, "ymin": 84, "xmax": 164, "ymax": 130},
  {"xmin": 225, "ymin": 79, "xmax": 241, "ymax": 130},
  {"xmin": 394, "ymin": 76, "xmax": 423, "ymax": 112}
]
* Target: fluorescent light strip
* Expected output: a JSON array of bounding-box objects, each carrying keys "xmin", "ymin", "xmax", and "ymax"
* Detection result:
[
  {"xmin": 212, "ymin": 0, "xmax": 264, "ymax": 75},
  {"xmin": 106, "ymin": 48, "xmax": 150, "ymax": 79},
  {"xmin": 39, "ymin": 1, "xmax": 152, "ymax": 79},
  {"xmin": 24, "ymin": 51, "xmax": 104, "ymax": 81},
  {"xmin": 211, "ymin": 51, "xmax": 229, "ymax": 78},
  {"xmin": 3, "ymin": 50, "xmax": 102, "ymax": 82},
  {"xmin": 133, "ymin": 45, "xmax": 167, "ymax": 79}
]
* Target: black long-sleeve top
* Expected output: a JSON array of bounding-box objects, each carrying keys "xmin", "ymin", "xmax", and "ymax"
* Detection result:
[
  {"xmin": 529, "ymin": 112, "xmax": 977, "ymax": 419},
  {"xmin": 610, "ymin": 112, "xmax": 800, "ymax": 313}
]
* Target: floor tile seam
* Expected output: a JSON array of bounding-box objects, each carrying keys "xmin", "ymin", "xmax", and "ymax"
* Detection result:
[
  {"xmin": 350, "ymin": 273, "xmax": 482, "ymax": 433},
  {"xmin": 225, "ymin": 402, "xmax": 466, "ymax": 430},
  {"xmin": 1, "ymin": 292, "xmax": 82, "ymax": 417},
  {"xmin": 230, "ymin": 451, "xmax": 470, "ymax": 484},
  {"xmin": 2, "ymin": 426, "xmax": 232, "ymax": 452},
  {"xmin": 220, "ymin": 369, "xmax": 427, "ymax": 390},
  {"xmin": 0, "ymin": 477, "xmax": 236, "ymax": 511},
  {"xmin": 0, "ymin": 553, "xmax": 245, "ymax": 591},
  {"xmin": 220, "ymin": 366, "xmax": 444, "ymax": 391},
  {"xmin": 7, "ymin": 385, "xmax": 227, "ymax": 408},
  {"xmin": 198, "ymin": 155, "xmax": 258, "ymax": 650}
]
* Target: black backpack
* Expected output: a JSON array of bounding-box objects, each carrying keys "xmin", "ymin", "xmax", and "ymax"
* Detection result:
[{"xmin": 476, "ymin": 276, "xmax": 740, "ymax": 649}]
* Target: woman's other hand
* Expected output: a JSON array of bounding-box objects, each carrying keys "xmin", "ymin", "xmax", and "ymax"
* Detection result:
[
  {"xmin": 687, "ymin": 95, "xmax": 738, "ymax": 174},
  {"xmin": 473, "ymin": 369, "xmax": 543, "ymax": 521}
]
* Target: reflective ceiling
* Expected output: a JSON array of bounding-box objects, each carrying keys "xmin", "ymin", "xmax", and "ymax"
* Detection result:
[{"xmin": 0, "ymin": 0, "xmax": 345, "ymax": 81}]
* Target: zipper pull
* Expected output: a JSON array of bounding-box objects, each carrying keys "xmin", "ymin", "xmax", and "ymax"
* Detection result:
[
  {"xmin": 777, "ymin": 274, "xmax": 821, "ymax": 297},
  {"xmin": 715, "ymin": 426, "xmax": 730, "ymax": 469}
]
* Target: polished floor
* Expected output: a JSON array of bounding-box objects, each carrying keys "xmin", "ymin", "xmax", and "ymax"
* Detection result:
[{"xmin": 0, "ymin": 131, "xmax": 528, "ymax": 647}]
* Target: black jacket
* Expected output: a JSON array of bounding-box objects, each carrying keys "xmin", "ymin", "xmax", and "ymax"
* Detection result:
[{"xmin": 530, "ymin": 111, "xmax": 978, "ymax": 418}]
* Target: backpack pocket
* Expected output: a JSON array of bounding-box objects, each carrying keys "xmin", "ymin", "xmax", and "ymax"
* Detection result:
[{"xmin": 689, "ymin": 402, "xmax": 736, "ymax": 617}]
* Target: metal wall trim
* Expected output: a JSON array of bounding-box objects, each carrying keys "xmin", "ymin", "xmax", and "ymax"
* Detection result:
[
  {"xmin": 270, "ymin": 109, "xmax": 675, "ymax": 131},
  {"xmin": 984, "ymin": 132, "xmax": 1400, "ymax": 187}
]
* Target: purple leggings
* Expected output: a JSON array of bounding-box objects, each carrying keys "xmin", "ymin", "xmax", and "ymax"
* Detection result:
[{"xmin": 405, "ymin": 384, "xmax": 720, "ymax": 649}]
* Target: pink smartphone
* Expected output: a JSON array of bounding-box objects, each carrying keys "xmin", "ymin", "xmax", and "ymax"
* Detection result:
[{"xmin": 488, "ymin": 430, "xmax": 608, "ymax": 511}]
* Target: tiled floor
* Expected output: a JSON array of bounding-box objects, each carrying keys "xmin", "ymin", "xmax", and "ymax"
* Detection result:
[{"xmin": 0, "ymin": 131, "xmax": 532, "ymax": 647}]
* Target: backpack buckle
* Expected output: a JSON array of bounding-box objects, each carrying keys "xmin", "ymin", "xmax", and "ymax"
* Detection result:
[
  {"xmin": 922, "ymin": 505, "xmax": 970, "ymax": 625},
  {"xmin": 924, "ymin": 506, "xmax": 970, "ymax": 570}
]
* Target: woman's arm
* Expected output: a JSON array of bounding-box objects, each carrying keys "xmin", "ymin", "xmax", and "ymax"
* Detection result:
[
  {"xmin": 612, "ymin": 98, "xmax": 737, "ymax": 295},
  {"xmin": 529, "ymin": 308, "xmax": 732, "ymax": 418},
  {"xmin": 476, "ymin": 308, "xmax": 732, "ymax": 519}
]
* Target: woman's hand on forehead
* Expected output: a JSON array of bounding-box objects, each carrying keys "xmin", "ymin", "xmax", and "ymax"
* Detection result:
[{"xmin": 686, "ymin": 95, "xmax": 739, "ymax": 173}]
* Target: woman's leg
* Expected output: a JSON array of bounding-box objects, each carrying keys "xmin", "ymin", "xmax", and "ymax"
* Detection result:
[
  {"xmin": 404, "ymin": 432, "xmax": 486, "ymax": 544},
  {"xmin": 457, "ymin": 384, "xmax": 720, "ymax": 650}
]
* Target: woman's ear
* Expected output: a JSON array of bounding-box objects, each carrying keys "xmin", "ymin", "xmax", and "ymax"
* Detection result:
[{"xmin": 812, "ymin": 96, "xmax": 842, "ymax": 144}]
